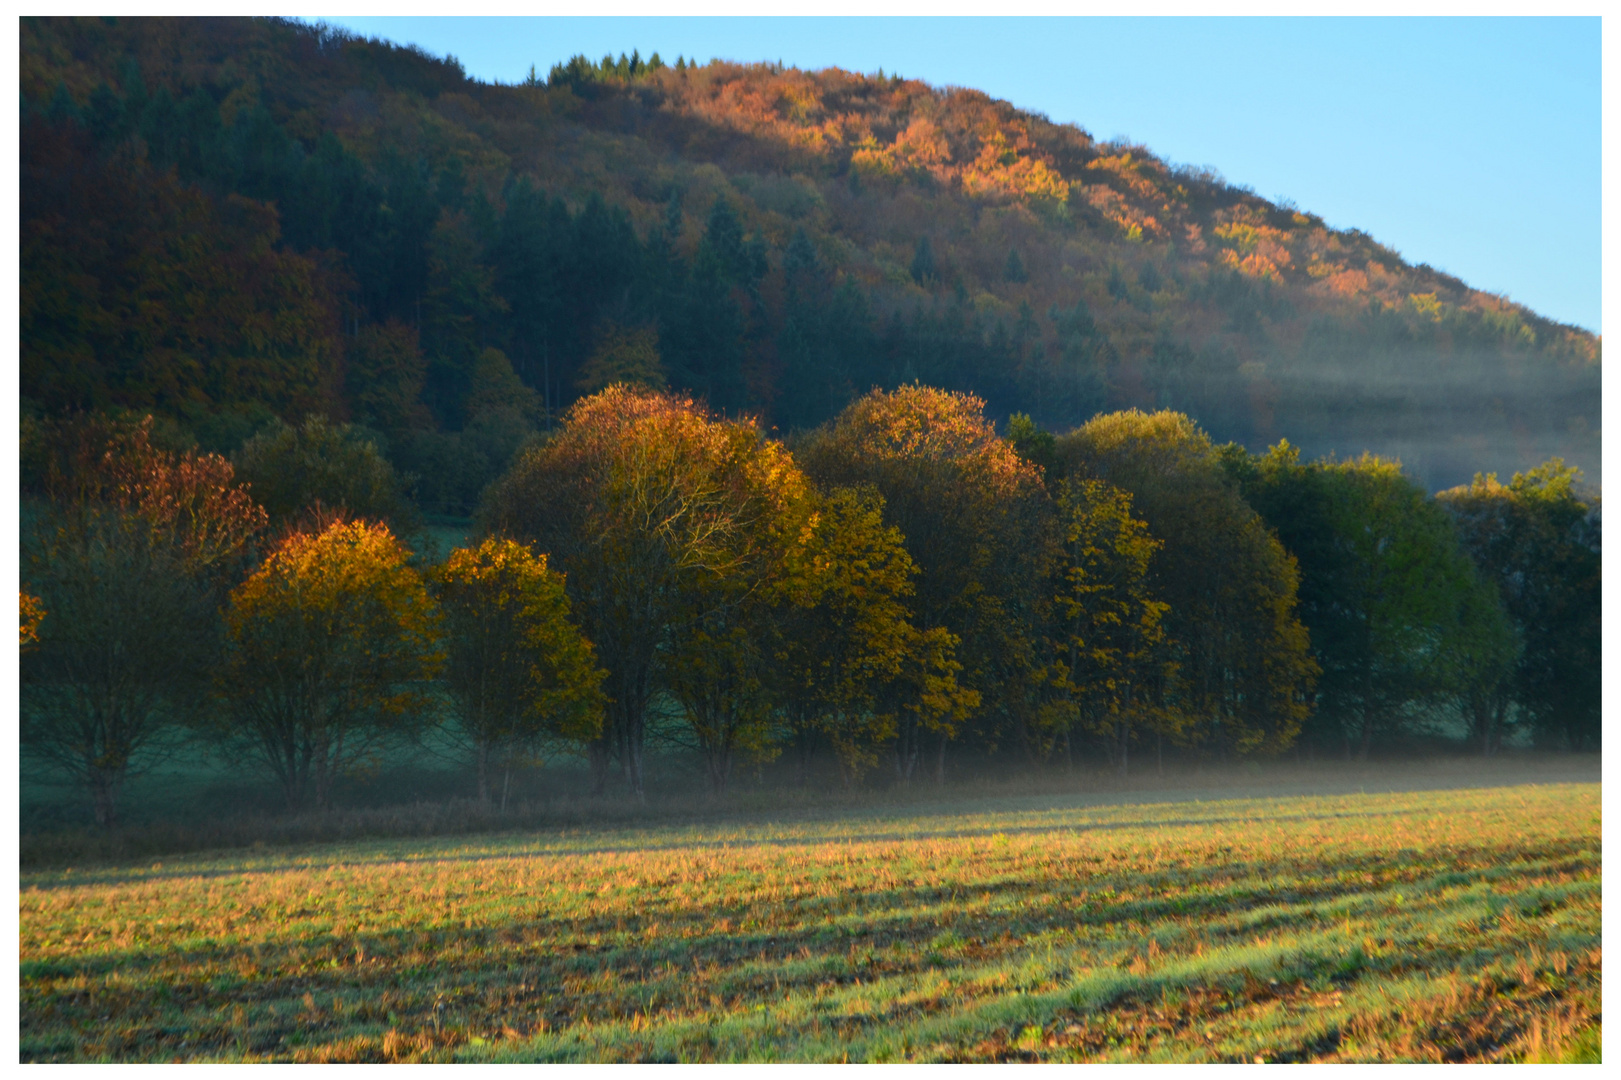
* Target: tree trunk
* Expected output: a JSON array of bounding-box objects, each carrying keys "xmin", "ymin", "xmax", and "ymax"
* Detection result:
[
  {"xmin": 588, "ymin": 737, "xmax": 611, "ymax": 796},
  {"xmin": 934, "ymin": 730, "xmax": 948, "ymax": 786},
  {"xmin": 313, "ymin": 731, "xmax": 336, "ymax": 811},
  {"xmin": 626, "ymin": 733, "xmax": 646, "ymax": 801},
  {"xmin": 895, "ymin": 717, "xmax": 920, "ymax": 784},
  {"xmin": 477, "ymin": 740, "xmax": 492, "ymax": 804},
  {"xmin": 795, "ymin": 722, "xmax": 816, "ymax": 787},
  {"xmin": 1358, "ymin": 662, "xmax": 1375, "ymax": 761},
  {"xmin": 89, "ymin": 767, "xmax": 121, "ymax": 829},
  {"xmin": 1015, "ymin": 707, "xmax": 1035, "ymax": 770},
  {"xmin": 708, "ymin": 749, "xmax": 731, "ymax": 796}
]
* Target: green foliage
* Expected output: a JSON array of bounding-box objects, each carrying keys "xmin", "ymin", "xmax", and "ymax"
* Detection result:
[
  {"xmin": 574, "ymin": 323, "xmax": 666, "ymax": 394},
  {"xmin": 910, "ymin": 236, "xmax": 937, "ymax": 285},
  {"xmin": 1237, "ymin": 443, "xmax": 1514, "ymax": 755},
  {"xmin": 233, "ymin": 415, "xmax": 417, "ymax": 533},
  {"xmin": 465, "ymin": 347, "xmax": 541, "ymax": 423},
  {"xmin": 1438, "ymin": 460, "xmax": 1600, "ymax": 750},
  {"xmin": 221, "ymin": 519, "xmax": 445, "ymax": 811},
  {"xmin": 346, "ymin": 321, "xmax": 430, "ymax": 434},
  {"xmin": 1004, "ymin": 247, "xmax": 1027, "ymax": 283},
  {"xmin": 431, "ymin": 538, "xmax": 605, "ymax": 803},
  {"xmin": 23, "ymin": 511, "xmax": 224, "ymax": 829},
  {"xmin": 1005, "ymin": 412, "xmax": 1057, "ymax": 481},
  {"xmin": 547, "ymin": 50, "xmax": 663, "ymax": 92}
]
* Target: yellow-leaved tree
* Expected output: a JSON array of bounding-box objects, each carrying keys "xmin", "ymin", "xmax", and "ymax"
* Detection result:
[
  {"xmin": 222, "ymin": 519, "xmax": 444, "ymax": 811},
  {"xmin": 431, "ymin": 538, "xmax": 606, "ymax": 806},
  {"xmin": 1055, "ymin": 410, "xmax": 1315, "ymax": 757},
  {"xmin": 481, "ymin": 385, "xmax": 805, "ymax": 799},
  {"xmin": 1047, "ymin": 477, "xmax": 1181, "ymax": 775},
  {"xmin": 774, "ymin": 486, "xmax": 965, "ymax": 788},
  {"xmin": 795, "ymin": 386, "xmax": 1044, "ymax": 783}
]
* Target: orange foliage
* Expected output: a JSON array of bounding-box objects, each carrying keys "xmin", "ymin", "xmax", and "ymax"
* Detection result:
[
  {"xmin": 1211, "ymin": 210, "xmax": 1296, "ymax": 281},
  {"xmin": 33, "ymin": 415, "xmax": 267, "ymax": 574},
  {"xmin": 1327, "ymin": 268, "xmax": 1370, "ymax": 296},
  {"xmin": 814, "ymin": 385, "xmax": 1041, "ymax": 499}
]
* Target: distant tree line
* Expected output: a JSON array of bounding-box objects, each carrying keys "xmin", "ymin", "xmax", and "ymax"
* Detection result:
[{"xmin": 20, "ymin": 388, "xmax": 1599, "ymax": 826}]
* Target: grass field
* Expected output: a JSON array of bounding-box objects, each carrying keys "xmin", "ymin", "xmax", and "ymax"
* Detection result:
[{"xmin": 19, "ymin": 780, "xmax": 1600, "ymax": 1062}]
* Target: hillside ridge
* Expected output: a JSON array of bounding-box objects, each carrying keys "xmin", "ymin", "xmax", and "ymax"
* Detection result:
[{"xmin": 19, "ymin": 16, "xmax": 1601, "ymax": 493}]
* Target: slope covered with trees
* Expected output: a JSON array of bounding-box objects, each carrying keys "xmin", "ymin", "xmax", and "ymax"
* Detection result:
[{"xmin": 20, "ymin": 16, "xmax": 1600, "ymax": 495}]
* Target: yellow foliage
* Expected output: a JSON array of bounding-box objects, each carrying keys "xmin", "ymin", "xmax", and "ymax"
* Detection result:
[
  {"xmin": 433, "ymin": 537, "xmax": 605, "ymax": 770},
  {"xmin": 849, "ymin": 137, "xmax": 899, "ymax": 183},
  {"xmin": 223, "ymin": 519, "xmax": 444, "ymax": 807},
  {"xmin": 1213, "ymin": 217, "xmax": 1295, "ymax": 280},
  {"xmin": 1085, "ymin": 151, "xmax": 1163, "ymax": 202},
  {"xmin": 1220, "ymin": 248, "xmax": 1288, "ymax": 281},
  {"xmin": 961, "ymin": 127, "xmax": 1070, "ymax": 205},
  {"xmin": 19, "ymin": 591, "xmax": 44, "ymax": 650},
  {"xmin": 1306, "ymin": 255, "xmax": 1343, "ymax": 279},
  {"xmin": 1407, "ymin": 292, "xmax": 1444, "ymax": 321},
  {"xmin": 1079, "ymin": 185, "xmax": 1162, "ymax": 241}
]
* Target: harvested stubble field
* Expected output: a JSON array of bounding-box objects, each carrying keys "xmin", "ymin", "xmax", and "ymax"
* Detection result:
[{"xmin": 19, "ymin": 779, "xmax": 1600, "ymax": 1062}]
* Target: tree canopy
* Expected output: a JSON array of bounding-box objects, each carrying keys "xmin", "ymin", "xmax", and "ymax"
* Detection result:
[
  {"xmin": 1229, "ymin": 442, "xmax": 1514, "ymax": 756},
  {"xmin": 1438, "ymin": 460, "xmax": 1600, "ymax": 750},
  {"xmin": 795, "ymin": 386, "xmax": 1042, "ymax": 779},
  {"xmin": 479, "ymin": 385, "xmax": 808, "ymax": 798},
  {"xmin": 1054, "ymin": 410, "xmax": 1316, "ymax": 757},
  {"xmin": 20, "ymin": 416, "xmax": 266, "ymax": 826},
  {"xmin": 221, "ymin": 518, "xmax": 444, "ymax": 810},
  {"xmin": 431, "ymin": 537, "xmax": 605, "ymax": 803}
]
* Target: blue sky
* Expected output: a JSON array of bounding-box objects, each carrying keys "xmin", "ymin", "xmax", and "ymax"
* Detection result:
[{"xmin": 313, "ymin": 16, "xmax": 1601, "ymax": 333}]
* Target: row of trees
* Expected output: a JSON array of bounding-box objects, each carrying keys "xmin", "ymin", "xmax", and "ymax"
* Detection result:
[
  {"xmin": 21, "ymin": 386, "xmax": 1600, "ymax": 825},
  {"xmin": 19, "ymin": 418, "xmax": 598, "ymax": 825}
]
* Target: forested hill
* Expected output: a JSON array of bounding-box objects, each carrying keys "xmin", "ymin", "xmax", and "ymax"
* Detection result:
[{"xmin": 21, "ymin": 16, "xmax": 1600, "ymax": 507}]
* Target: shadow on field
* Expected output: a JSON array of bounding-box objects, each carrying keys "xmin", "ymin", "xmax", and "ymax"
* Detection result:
[{"xmin": 19, "ymin": 778, "xmax": 1601, "ymax": 1064}]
